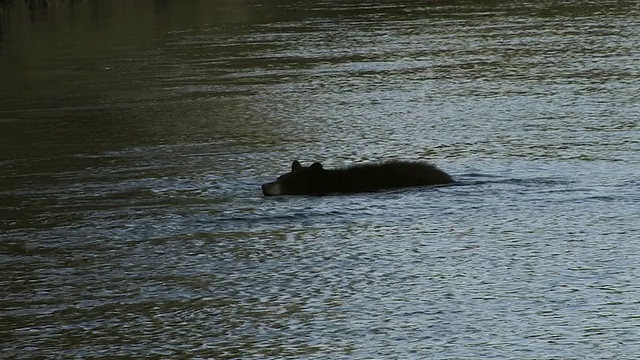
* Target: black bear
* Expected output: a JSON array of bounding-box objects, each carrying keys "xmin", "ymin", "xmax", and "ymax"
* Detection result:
[{"xmin": 262, "ymin": 160, "xmax": 454, "ymax": 196}]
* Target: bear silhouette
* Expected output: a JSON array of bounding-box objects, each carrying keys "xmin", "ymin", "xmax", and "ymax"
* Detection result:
[{"xmin": 262, "ymin": 160, "xmax": 454, "ymax": 196}]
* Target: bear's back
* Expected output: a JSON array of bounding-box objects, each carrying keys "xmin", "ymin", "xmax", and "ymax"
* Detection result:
[{"xmin": 312, "ymin": 161, "xmax": 453, "ymax": 194}]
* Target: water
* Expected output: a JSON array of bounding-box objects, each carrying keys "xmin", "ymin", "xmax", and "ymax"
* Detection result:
[{"xmin": 1, "ymin": 0, "xmax": 639, "ymax": 358}]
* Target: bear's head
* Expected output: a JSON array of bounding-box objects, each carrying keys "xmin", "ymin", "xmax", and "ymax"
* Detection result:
[{"xmin": 262, "ymin": 160, "xmax": 323, "ymax": 196}]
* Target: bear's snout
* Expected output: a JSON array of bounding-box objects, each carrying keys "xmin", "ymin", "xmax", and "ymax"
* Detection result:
[{"xmin": 262, "ymin": 182, "xmax": 281, "ymax": 196}]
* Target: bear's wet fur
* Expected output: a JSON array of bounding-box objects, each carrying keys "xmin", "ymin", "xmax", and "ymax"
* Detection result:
[{"xmin": 262, "ymin": 160, "xmax": 454, "ymax": 196}]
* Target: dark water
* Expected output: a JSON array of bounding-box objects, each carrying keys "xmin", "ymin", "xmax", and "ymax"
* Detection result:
[{"xmin": 1, "ymin": 0, "xmax": 639, "ymax": 358}]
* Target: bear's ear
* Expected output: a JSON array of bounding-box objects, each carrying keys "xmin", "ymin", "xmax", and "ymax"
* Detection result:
[
  {"xmin": 292, "ymin": 160, "xmax": 302, "ymax": 172},
  {"xmin": 310, "ymin": 162, "xmax": 323, "ymax": 172}
]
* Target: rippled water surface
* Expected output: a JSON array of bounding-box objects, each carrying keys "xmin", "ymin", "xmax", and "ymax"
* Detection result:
[{"xmin": 1, "ymin": 0, "xmax": 639, "ymax": 358}]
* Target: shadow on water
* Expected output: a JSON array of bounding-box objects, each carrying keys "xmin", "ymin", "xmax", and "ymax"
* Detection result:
[{"xmin": 0, "ymin": 0, "xmax": 303, "ymax": 160}]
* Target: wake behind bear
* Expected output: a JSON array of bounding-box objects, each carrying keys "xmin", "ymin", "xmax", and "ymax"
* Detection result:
[{"xmin": 262, "ymin": 160, "xmax": 454, "ymax": 196}]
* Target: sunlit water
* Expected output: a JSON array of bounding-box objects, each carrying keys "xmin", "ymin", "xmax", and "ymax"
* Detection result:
[{"xmin": 1, "ymin": 1, "xmax": 639, "ymax": 358}]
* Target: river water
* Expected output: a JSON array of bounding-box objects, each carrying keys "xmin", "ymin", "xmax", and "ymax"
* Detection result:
[{"xmin": 1, "ymin": 0, "xmax": 639, "ymax": 358}]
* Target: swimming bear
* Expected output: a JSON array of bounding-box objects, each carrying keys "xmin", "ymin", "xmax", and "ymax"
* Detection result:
[{"xmin": 262, "ymin": 160, "xmax": 454, "ymax": 196}]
